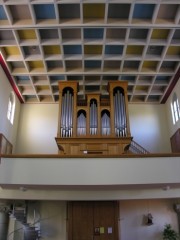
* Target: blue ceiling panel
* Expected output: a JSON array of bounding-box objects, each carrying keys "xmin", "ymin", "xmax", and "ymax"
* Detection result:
[
  {"xmin": 0, "ymin": 6, "xmax": 7, "ymax": 20},
  {"xmin": 34, "ymin": 4, "xmax": 56, "ymax": 19},
  {"xmin": 63, "ymin": 45, "xmax": 82, "ymax": 55},
  {"xmin": 84, "ymin": 29, "xmax": 104, "ymax": 39},
  {"xmin": 133, "ymin": 4, "xmax": 155, "ymax": 19},
  {"xmin": 121, "ymin": 76, "xmax": 136, "ymax": 80},
  {"xmin": 85, "ymin": 60, "xmax": 101, "ymax": 68},
  {"xmin": 15, "ymin": 76, "xmax": 30, "ymax": 81},
  {"xmin": 50, "ymin": 75, "xmax": 65, "ymax": 81},
  {"xmin": 156, "ymin": 76, "xmax": 171, "ymax": 81},
  {"xmin": 105, "ymin": 45, "xmax": 123, "ymax": 55}
]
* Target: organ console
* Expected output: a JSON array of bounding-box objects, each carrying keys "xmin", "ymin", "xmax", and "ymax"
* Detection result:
[{"xmin": 55, "ymin": 81, "xmax": 132, "ymax": 156}]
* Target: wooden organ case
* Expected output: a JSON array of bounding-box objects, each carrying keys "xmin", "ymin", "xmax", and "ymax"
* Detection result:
[{"xmin": 55, "ymin": 81, "xmax": 132, "ymax": 156}]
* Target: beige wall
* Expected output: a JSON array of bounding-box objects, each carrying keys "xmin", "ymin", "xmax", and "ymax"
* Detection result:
[
  {"xmin": 129, "ymin": 104, "xmax": 171, "ymax": 153},
  {"xmin": 15, "ymin": 104, "xmax": 59, "ymax": 154},
  {"xmin": 120, "ymin": 199, "xmax": 178, "ymax": 240},
  {"xmin": 0, "ymin": 65, "xmax": 21, "ymax": 152}
]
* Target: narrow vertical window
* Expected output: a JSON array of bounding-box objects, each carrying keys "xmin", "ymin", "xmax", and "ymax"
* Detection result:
[
  {"xmin": 7, "ymin": 92, "xmax": 15, "ymax": 124},
  {"xmin": 171, "ymin": 93, "xmax": 180, "ymax": 125}
]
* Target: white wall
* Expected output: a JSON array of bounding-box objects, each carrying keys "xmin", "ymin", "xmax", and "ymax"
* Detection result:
[
  {"xmin": 15, "ymin": 104, "xmax": 59, "ymax": 154},
  {"xmin": 120, "ymin": 199, "xmax": 178, "ymax": 240},
  {"xmin": 0, "ymin": 65, "xmax": 21, "ymax": 152},
  {"xmin": 27, "ymin": 201, "xmax": 67, "ymax": 240},
  {"xmin": 129, "ymin": 104, "xmax": 171, "ymax": 153},
  {"xmin": 15, "ymin": 103, "xmax": 171, "ymax": 154},
  {"xmin": 165, "ymin": 79, "xmax": 180, "ymax": 138}
]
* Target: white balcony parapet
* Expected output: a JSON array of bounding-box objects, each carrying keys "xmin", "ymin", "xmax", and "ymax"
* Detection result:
[{"xmin": 0, "ymin": 154, "xmax": 180, "ymax": 200}]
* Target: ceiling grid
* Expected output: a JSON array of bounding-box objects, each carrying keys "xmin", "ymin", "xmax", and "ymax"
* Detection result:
[{"xmin": 0, "ymin": 0, "xmax": 179, "ymax": 103}]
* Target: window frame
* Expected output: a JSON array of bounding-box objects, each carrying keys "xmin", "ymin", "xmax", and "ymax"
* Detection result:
[
  {"xmin": 171, "ymin": 93, "xmax": 180, "ymax": 125},
  {"xmin": 7, "ymin": 91, "xmax": 16, "ymax": 124}
]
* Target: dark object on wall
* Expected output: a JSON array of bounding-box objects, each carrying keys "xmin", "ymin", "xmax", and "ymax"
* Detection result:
[
  {"xmin": 173, "ymin": 203, "xmax": 180, "ymax": 236},
  {"xmin": 0, "ymin": 133, "xmax": 13, "ymax": 154},
  {"xmin": 173, "ymin": 204, "xmax": 180, "ymax": 213},
  {"xmin": 146, "ymin": 213, "xmax": 153, "ymax": 225},
  {"xmin": 170, "ymin": 129, "xmax": 180, "ymax": 153}
]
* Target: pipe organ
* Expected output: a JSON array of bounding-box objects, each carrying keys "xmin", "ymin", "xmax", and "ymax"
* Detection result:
[{"xmin": 56, "ymin": 81, "xmax": 132, "ymax": 156}]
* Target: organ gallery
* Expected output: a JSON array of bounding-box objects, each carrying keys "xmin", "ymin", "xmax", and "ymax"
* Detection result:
[{"xmin": 56, "ymin": 81, "xmax": 132, "ymax": 156}]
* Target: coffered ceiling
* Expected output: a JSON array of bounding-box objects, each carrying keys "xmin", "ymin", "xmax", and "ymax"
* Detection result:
[{"xmin": 0, "ymin": 0, "xmax": 179, "ymax": 103}]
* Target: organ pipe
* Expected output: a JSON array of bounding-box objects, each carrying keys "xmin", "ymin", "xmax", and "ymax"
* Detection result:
[
  {"xmin": 101, "ymin": 112, "xmax": 110, "ymax": 135},
  {"xmin": 90, "ymin": 100, "xmax": 97, "ymax": 135},
  {"xmin": 77, "ymin": 112, "xmax": 86, "ymax": 136},
  {"xmin": 121, "ymin": 92, "xmax": 127, "ymax": 136},
  {"xmin": 60, "ymin": 89, "xmax": 73, "ymax": 137},
  {"xmin": 114, "ymin": 89, "xmax": 127, "ymax": 137}
]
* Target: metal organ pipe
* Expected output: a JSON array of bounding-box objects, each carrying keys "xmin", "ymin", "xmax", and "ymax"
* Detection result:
[
  {"xmin": 94, "ymin": 102, "xmax": 97, "ymax": 135},
  {"xmin": 61, "ymin": 89, "xmax": 73, "ymax": 137},
  {"xmin": 65, "ymin": 90, "xmax": 69, "ymax": 137},
  {"xmin": 61, "ymin": 96, "xmax": 65, "ymax": 137},
  {"xmin": 90, "ymin": 101, "xmax": 93, "ymax": 135},
  {"xmin": 117, "ymin": 90, "xmax": 121, "ymax": 136},
  {"xmin": 101, "ymin": 112, "xmax": 110, "ymax": 135},
  {"xmin": 90, "ymin": 100, "xmax": 97, "ymax": 135},
  {"xmin": 121, "ymin": 92, "xmax": 127, "ymax": 136},
  {"xmin": 114, "ymin": 89, "xmax": 127, "ymax": 137},
  {"xmin": 77, "ymin": 112, "xmax": 86, "ymax": 136}
]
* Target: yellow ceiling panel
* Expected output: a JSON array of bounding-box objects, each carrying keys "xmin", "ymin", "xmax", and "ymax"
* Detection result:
[
  {"xmin": 37, "ymin": 86, "xmax": 50, "ymax": 91},
  {"xmin": 84, "ymin": 45, "xmax": 103, "ymax": 54},
  {"xmin": 166, "ymin": 46, "xmax": 180, "ymax": 55},
  {"xmin": 142, "ymin": 61, "xmax": 158, "ymax": 68},
  {"xmin": 135, "ymin": 86, "xmax": 149, "ymax": 92},
  {"xmin": 151, "ymin": 29, "xmax": 169, "ymax": 39},
  {"xmin": 18, "ymin": 29, "xmax": 37, "ymax": 40},
  {"xmin": 43, "ymin": 45, "xmax": 61, "ymax": 54},
  {"xmin": 28, "ymin": 61, "xmax": 44, "ymax": 68},
  {"xmin": 4, "ymin": 46, "xmax": 20, "ymax": 55},
  {"xmin": 126, "ymin": 45, "xmax": 144, "ymax": 54},
  {"xmin": 83, "ymin": 4, "xmax": 105, "ymax": 18}
]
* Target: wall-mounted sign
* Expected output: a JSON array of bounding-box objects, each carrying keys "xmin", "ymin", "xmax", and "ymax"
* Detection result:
[
  {"xmin": 108, "ymin": 227, "xmax": 112, "ymax": 234},
  {"xmin": 94, "ymin": 227, "xmax": 100, "ymax": 235},
  {"xmin": 100, "ymin": 227, "xmax": 104, "ymax": 234}
]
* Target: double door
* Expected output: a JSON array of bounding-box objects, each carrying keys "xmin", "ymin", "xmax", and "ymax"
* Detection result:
[{"xmin": 67, "ymin": 201, "xmax": 119, "ymax": 240}]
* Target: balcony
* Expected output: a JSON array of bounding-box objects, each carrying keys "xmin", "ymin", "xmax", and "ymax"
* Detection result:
[{"xmin": 0, "ymin": 154, "xmax": 180, "ymax": 200}]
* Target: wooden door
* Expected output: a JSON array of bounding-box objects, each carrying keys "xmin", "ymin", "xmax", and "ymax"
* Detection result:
[
  {"xmin": 68, "ymin": 201, "xmax": 94, "ymax": 240},
  {"xmin": 170, "ymin": 129, "xmax": 180, "ymax": 152},
  {"xmin": 67, "ymin": 201, "xmax": 119, "ymax": 240}
]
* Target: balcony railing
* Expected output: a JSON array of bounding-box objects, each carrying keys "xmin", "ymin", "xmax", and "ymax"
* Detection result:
[{"xmin": 0, "ymin": 153, "xmax": 180, "ymax": 201}]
